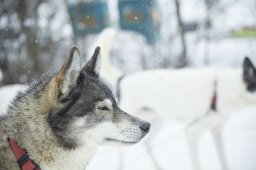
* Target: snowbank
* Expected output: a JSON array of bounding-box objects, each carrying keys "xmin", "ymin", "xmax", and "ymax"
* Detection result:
[
  {"xmin": 0, "ymin": 84, "xmax": 27, "ymax": 115},
  {"xmin": 89, "ymin": 106, "xmax": 256, "ymax": 170}
]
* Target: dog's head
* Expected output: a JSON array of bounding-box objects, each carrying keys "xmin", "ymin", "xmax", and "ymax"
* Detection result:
[
  {"xmin": 243, "ymin": 57, "xmax": 256, "ymax": 92},
  {"xmin": 47, "ymin": 46, "xmax": 150, "ymax": 148}
]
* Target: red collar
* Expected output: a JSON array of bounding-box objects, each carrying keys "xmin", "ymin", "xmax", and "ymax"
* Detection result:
[
  {"xmin": 210, "ymin": 89, "xmax": 217, "ymax": 111},
  {"xmin": 210, "ymin": 81, "xmax": 218, "ymax": 111},
  {"xmin": 8, "ymin": 138, "xmax": 41, "ymax": 170}
]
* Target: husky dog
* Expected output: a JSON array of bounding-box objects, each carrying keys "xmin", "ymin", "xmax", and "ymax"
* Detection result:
[{"xmin": 0, "ymin": 46, "xmax": 150, "ymax": 170}]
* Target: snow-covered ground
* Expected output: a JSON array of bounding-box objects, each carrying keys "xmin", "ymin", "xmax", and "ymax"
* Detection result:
[
  {"xmin": 89, "ymin": 106, "xmax": 256, "ymax": 170},
  {"xmin": 0, "ymin": 84, "xmax": 27, "ymax": 115}
]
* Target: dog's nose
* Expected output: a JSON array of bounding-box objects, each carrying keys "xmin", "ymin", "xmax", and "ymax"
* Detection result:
[{"xmin": 140, "ymin": 122, "xmax": 151, "ymax": 133}]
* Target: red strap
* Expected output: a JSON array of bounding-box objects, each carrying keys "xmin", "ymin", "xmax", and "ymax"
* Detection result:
[
  {"xmin": 8, "ymin": 138, "xmax": 41, "ymax": 170},
  {"xmin": 210, "ymin": 81, "xmax": 218, "ymax": 111},
  {"xmin": 211, "ymin": 92, "xmax": 217, "ymax": 111}
]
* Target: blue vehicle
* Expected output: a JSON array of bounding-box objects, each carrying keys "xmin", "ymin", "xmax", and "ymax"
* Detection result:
[
  {"xmin": 118, "ymin": 0, "xmax": 160, "ymax": 44},
  {"xmin": 68, "ymin": 1, "xmax": 109, "ymax": 36}
]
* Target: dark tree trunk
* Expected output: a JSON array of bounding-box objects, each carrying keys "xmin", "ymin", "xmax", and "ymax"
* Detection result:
[
  {"xmin": 174, "ymin": 0, "xmax": 188, "ymax": 68},
  {"xmin": 0, "ymin": 55, "xmax": 15, "ymax": 85},
  {"xmin": 16, "ymin": 0, "xmax": 44, "ymax": 81}
]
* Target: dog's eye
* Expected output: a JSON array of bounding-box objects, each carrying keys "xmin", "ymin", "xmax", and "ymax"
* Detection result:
[{"xmin": 98, "ymin": 106, "xmax": 110, "ymax": 111}]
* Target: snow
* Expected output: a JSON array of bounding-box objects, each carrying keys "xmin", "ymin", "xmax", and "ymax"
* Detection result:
[
  {"xmin": 224, "ymin": 106, "xmax": 256, "ymax": 170},
  {"xmin": 173, "ymin": 0, "xmax": 256, "ymax": 68},
  {"xmin": 188, "ymin": 38, "xmax": 256, "ymax": 67},
  {"xmin": 110, "ymin": 30, "xmax": 151, "ymax": 73},
  {"xmin": 180, "ymin": 0, "xmax": 256, "ymax": 33},
  {"xmin": 0, "ymin": 84, "xmax": 27, "ymax": 115},
  {"xmin": 88, "ymin": 106, "xmax": 256, "ymax": 170}
]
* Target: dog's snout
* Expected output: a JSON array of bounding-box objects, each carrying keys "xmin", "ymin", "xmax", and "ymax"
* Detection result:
[{"xmin": 139, "ymin": 122, "xmax": 151, "ymax": 133}]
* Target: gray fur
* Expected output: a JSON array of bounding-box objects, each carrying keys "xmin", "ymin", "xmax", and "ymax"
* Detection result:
[{"xmin": 0, "ymin": 46, "xmax": 150, "ymax": 170}]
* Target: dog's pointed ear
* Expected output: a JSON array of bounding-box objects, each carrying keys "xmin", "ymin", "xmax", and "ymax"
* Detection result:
[
  {"xmin": 62, "ymin": 46, "xmax": 82, "ymax": 87},
  {"xmin": 83, "ymin": 46, "xmax": 101, "ymax": 77},
  {"xmin": 53, "ymin": 46, "xmax": 82, "ymax": 98},
  {"xmin": 243, "ymin": 57, "xmax": 256, "ymax": 83}
]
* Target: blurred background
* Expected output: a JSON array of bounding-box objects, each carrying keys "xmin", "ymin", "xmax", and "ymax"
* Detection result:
[
  {"xmin": 1, "ymin": 0, "xmax": 256, "ymax": 85},
  {"xmin": 1, "ymin": 0, "xmax": 256, "ymax": 170}
]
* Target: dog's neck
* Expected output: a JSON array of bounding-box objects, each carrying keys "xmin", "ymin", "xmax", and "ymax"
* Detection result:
[
  {"xmin": 4, "ymin": 110, "xmax": 98, "ymax": 170},
  {"xmin": 1, "ymin": 77, "xmax": 100, "ymax": 169}
]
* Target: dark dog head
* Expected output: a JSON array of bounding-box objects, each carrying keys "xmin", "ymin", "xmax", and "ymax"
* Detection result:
[
  {"xmin": 243, "ymin": 57, "xmax": 256, "ymax": 92},
  {"xmin": 47, "ymin": 46, "xmax": 150, "ymax": 148}
]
